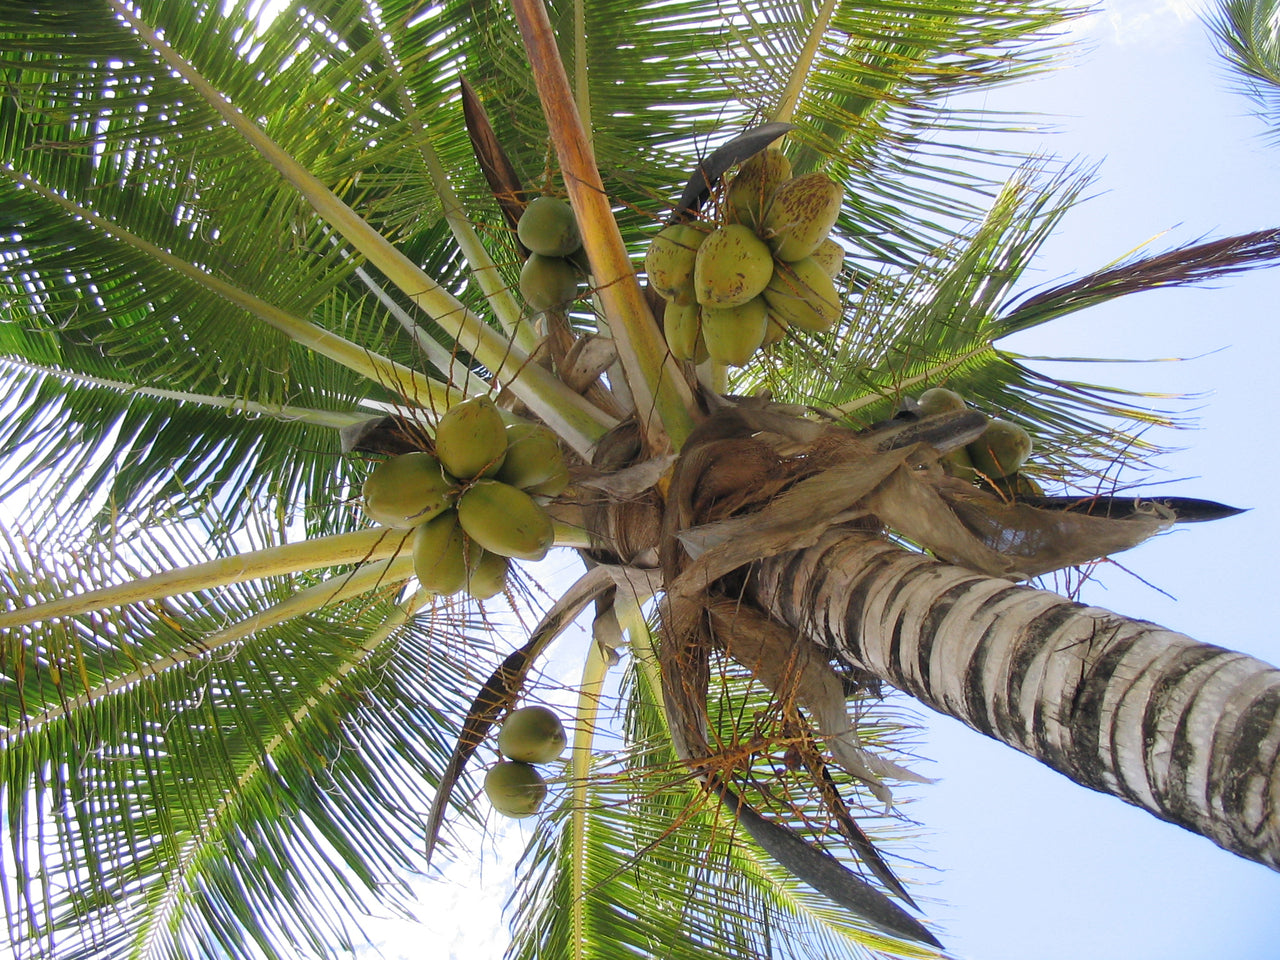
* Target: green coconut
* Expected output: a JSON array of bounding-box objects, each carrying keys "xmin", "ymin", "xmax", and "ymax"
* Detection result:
[
  {"xmin": 941, "ymin": 443, "xmax": 979, "ymax": 483},
  {"xmin": 411, "ymin": 510, "xmax": 475, "ymax": 595},
  {"xmin": 761, "ymin": 256, "xmax": 840, "ymax": 333},
  {"xmin": 810, "ymin": 237, "xmax": 845, "ymax": 279},
  {"xmin": 495, "ymin": 422, "xmax": 566, "ymax": 492},
  {"xmin": 483, "ymin": 761, "xmax": 547, "ymax": 819},
  {"xmin": 498, "ymin": 705, "xmax": 567, "ymax": 764},
  {"xmin": 434, "ymin": 396, "xmax": 508, "ymax": 481},
  {"xmin": 361, "ymin": 452, "xmax": 457, "ymax": 528},
  {"xmin": 693, "ymin": 224, "xmax": 775, "ymax": 307},
  {"xmin": 761, "ymin": 172, "xmax": 844, "ymax": 262},
  {"xmin": 917, "ymin": 387, "xmax": 967, "ymax": 416},
  {"xmin": 727, "ymin": 148, "xmax": 793, "ymax": 229},
  {"xmin": 968, "ymin": 419, "xmax": 1033, "ymax": 480},
  {"xmin": 519, "ymin": 253, "xmax": 580, "ymax": 312},
  {"xmin": 457, "ymin": 479, "xmax": 555, "ymax": 561},
  {"xmin": 662, "ymin": 299, "xmax": 703, "ymax": 363},
  {"xmin": 645, "ymin": 223, "xmax": 705, "ymax": 304},
  {"xmin": 517, "ymin": 196, "xmax": 581, "ymax": 257},
  {"xmin": 701, "ymin": 296, "xmax": 768, "ymax": 366},
  {"xmin": 467, "ymin": 550, "xmax": 510, "ymax": 600}
]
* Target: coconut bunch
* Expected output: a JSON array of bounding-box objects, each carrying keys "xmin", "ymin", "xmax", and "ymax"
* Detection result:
[
  {"xmin": 517, "ymin": 196, "xmax": 584, "ymax": 312},
  {"xmin": 360, "ymin": 396, "xmax": 570, "ymax": 599},
  {"xmin": 916, "ymin": 387, "xmax": 1041, "ymax": 495},
  {"xmin": 483, "ymin": 705, "xmax": 567, "ymax": 819},
  {"xmin": 645, "ymin": 148, "xmax": 847, "ymax": 366}
]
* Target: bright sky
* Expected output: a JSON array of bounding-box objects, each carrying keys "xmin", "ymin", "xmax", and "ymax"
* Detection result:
[
  {"xmin": 911, "ymin": 3, "xmax": 1280, "ymax": 959},
  {"xmin": 360, "ymin": 3, "xmax": 1280, "ymax": 959}
]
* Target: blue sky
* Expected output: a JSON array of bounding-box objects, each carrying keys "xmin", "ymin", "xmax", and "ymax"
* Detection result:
[
  {"xmin": 913, "ymin": 2, "xmax": 1280, "ymax": 958},
  {"xmin": 355, "ymin": 3, "xmax": 1280, "ymax": 958}
]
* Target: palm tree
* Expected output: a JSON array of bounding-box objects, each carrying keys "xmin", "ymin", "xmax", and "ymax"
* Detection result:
[{"xmin": 2, "ymin": 1, "xmax": 1279, "ymax": 958}]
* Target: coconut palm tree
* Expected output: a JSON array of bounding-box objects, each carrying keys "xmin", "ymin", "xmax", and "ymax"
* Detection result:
[{"xmin": 2, "ymin": 1, "xmax": 1279, "ymax": 959}]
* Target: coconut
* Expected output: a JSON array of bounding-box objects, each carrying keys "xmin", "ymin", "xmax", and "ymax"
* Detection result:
[
  {"xmin": 701, "ymin": 296, "xmax": 768, "ymax": 366},
  {"xmin": 519, "ymin": 253, "xmax": 580, "ymax": 312},
  {"xmin": 761, "ymin": 256, "xmax": 840, "ymax": 333},
  {"xmin": 761, "ymin": 172, "xmax": 843, "ymax": 262},
  {"xmin": 456, "ymin": 479, "xmax": 555, "ymax": 561},
  {"xmin": 968, "ymin": 419, "xmax": 1033, "ymax": 479},
  {"xmin": 434, "ymin": 396, "xmax": 508, "ymax": 481},
  {"xmin": 517, "ymin": 196, "xmax": 581, "ymax": 257},
  {"xmin": 662, "ymin": 299, "xmax": 703, "ymax": 363},
  {"xmin": 644, "ymin": 223, "xmax": 705, "ymax": 304},
  {"xmin": 361, "ymin": 451, "xmax": 457, "ymax": 528},
  {"xmin": 495, "ymin": 422, "xmax": 565, "ymax": 491},
  {"xmin": 727, "ymin": 148, "xmax": 792, "ymax": 229},
  {"xmin": 917, "ymin": 387, "xmax": 967, "ymax": 416},
  {"xmin": 467, "ymin": 550, "xmax": 510, "ymax": 600},
  {"xmin": 498, "ymin": 705, "xmax": 567, "ymax": 764},
  {"xmin": 483, "ymin": 761, "xmax": 547, "ymax": 819},
  {"xmin": 411, "ymin": 510, "xmax": 474, "ymax": 595},
  {"xmin": 693, "ymin": 224, "xmax": 775, "ymax": 307}
]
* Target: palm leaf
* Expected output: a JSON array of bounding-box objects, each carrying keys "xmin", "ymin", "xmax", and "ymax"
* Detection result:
[
  {"xmin": 507, "ymin": 620, "xmax": 939, "ymax": 959},
  {"xmin": 1, "ymin": 512, "xmax": 492, "ymax": 960},
  {"xmin": 1210, "ymin": 0, "xmax": 1280, "ymax": 137}
]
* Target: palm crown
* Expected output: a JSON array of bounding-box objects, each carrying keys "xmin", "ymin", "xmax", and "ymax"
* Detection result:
[{"xmin": 3, "ymin": 1, "xmax": 1279, "ymax": 959}]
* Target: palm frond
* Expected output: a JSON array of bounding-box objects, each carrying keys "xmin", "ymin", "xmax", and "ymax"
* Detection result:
[
  {"xmin": 735, "ymin": 160, "xmax": 1203, "ymax": 491},
  {"xmin": 506, "ymin": 613, "xmax": 938, "ymax": 960},
  {"xmin": 1209, "ymin": 0, "xmax": 1280, "ymax": 136},
  {"xmin": 0, "ymin": 512, "xmax": 494, "ymax": 960}
]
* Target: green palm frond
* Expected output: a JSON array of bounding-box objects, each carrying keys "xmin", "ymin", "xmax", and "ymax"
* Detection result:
[
  {"xmin": 505, "ymin": 613, "xmax": 936, "ymax": 960},
  {"xmin": 1, "ymin": 512, "xmax": 495, "ymax": 960},
  {"xmin": 734, "ymin": 160, "xmax": 1255, "ymax": 491},
  {"xmin": 1210, "ymin": 0, "xmax": 1280, "ymax": 135},
  {"xmin": 0, "ymin": 354, "xmax": 373, "ymax": 536}
]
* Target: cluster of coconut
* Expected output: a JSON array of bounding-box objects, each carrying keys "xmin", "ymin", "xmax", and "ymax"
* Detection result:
[
  {"xmin": 517, "ymin": 196, "xmax": 584, "ymax": 312},
  {"xmin": 645, "ymin": 148, "xmax": 846, "ymax": 366},
  {"xmin": 917, "ymin": 387, "xmax": 1041, "ymax": 494},
  {"xmin": 483, "ymin": 705, "xmax": 567, "ymax": 819},
  {"xmin": 361, "ymin": 396, "xmax": 569, "ymax": 599}
]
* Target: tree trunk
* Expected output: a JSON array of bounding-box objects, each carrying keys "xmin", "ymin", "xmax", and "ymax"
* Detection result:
[{"xmin": 748, "ymin": 528, "xmax": 1280, "ymax": 870}]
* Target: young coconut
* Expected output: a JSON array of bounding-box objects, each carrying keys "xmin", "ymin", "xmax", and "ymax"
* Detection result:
[
  {"xmin": 434, "ymin": 396, "xmax": 508, "ymax": 481},
  {"xmin": 645, "ymin": 223, "xmax": 705, "ymax": 304},
  {"xmin": 968, "ymin": 419, "xmax": 1033, "ymax": 479},
  {"xmin": 761, "ymin": 256, "xmax": 840, "ymax": 333},
  {"xmin": 726, "ymin": 148, "xmax": 793, "ymax": 229},
  {"xmin": 483, "ymin": 761, "xmax": 547, "ymax": 819},
  {"xmin": 495, "ymin": 422, "xmax": 566, "ymax": 492},
  {"xmin": 662, "ymin": 300, "xmax": 705, "ymax": 363},
  {"xmin": 916, "ymin": 387, "xmax": 967, "ymax": 416},
  {"xmin": 517, "ymin": 196, "xmax": 581, "ymax": 257},
  {"xmin": 693, "ymin": 224, "xmax": 775, "ymax": 307},
  {"xmin": 412, "ymin": 510, "xmax": 475, "ymax": 595},
  {"xmin": 361, "ymin": 452, "xmax": 457, "ymax": 528},
  {"xmin": 810, "ymin": 237, "xmax": 845, "ymax": 279},
  {"xmin": 701, "ymin": 296, "xmax": 769, "ymax": 366},
  {"xmin": 467, "ymin": 550, "xmax": 510, "ymax": 600},
  {"xmin": 519, "ymin": 253, "xmax": 581, "ymax": 312},
  {"xmin": 760, "ymin": 171, "xmax": 844, "ymax": 262},
  {"xmin": 456, "ymin": 480, "xmax": 555, "ymax": 561},
  {"xmin": 498, "ymin": 705, "xmax": 567, "ymax": 764}
]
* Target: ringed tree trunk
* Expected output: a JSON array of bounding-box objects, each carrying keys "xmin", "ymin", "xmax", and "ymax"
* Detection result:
[{"xmin": 748, "ymin": 529, "xmax": 1280, "ymax": 870}]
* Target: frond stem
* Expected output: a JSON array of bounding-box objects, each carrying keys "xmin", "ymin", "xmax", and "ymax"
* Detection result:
[{"xmin": 0, "ymin": 527, "xmax": 413, "ymax": 630}]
